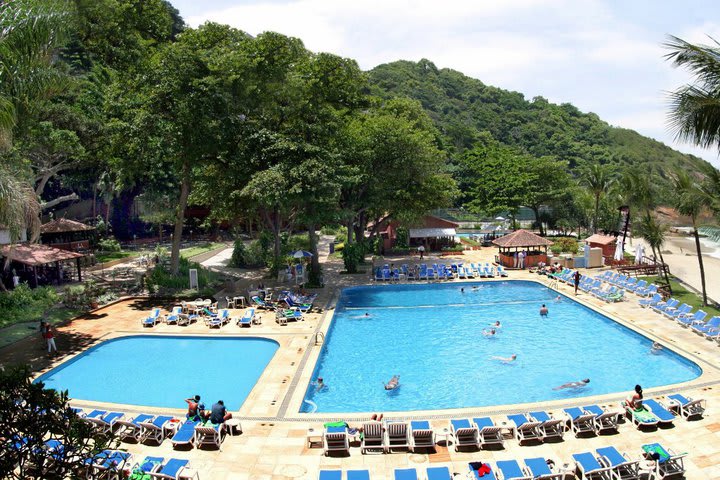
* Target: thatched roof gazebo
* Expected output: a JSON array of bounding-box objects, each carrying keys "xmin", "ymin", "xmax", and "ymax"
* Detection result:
[
  {"xmin": 492, "ymin": 229, "xmax": 554, "ymax": 269},
  {"xmin": 0, "ymin": 243, "xmax": 85, "ymax": 287},
  {"xmin": 40, "ymin": 218, "xmax": 95, "ymax": 252}
]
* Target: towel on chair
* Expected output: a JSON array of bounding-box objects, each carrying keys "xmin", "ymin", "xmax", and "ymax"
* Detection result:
[{"xmin": 469, "ymin": 462, "xmax": 492, "ymax": 477}]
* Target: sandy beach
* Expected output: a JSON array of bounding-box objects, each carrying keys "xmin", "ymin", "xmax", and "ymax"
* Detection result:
[{"xmin": 634, "ymin": 234, "xmax": 720, "ymax": 304}]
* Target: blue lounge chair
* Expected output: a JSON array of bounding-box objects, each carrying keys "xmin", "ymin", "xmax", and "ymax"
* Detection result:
[
  {"xmin": 468, "ymin": 462, "xmax": 497, "ymax": 480},
  {"xmin": 676, "ymin": 310, "xmax": 706, "ymax": 327},
  {"xmin": 449, "ymin": 418, "xmax": 479, "ymax": 451},
  {"xmin": 595, "ymin": 446, "xmax": 641, "ymax": 480},
  {"xmin": 641, "ymin": 443, "xmax": 686, "ymax": 479},
  {"xmin": 132, "ymin": 456, "xmax": 164, "ymax": 475},
  {"xmin": 409, "ymin": 420, "xmax": 435, "ymax": 452},
  {"xmin": 139, "ymin": 415, "xmax": 176, "ymax": 444},
  {"xmin": 171, "ymin": 420, "xmax": 199, "ymax": 448},
  {"xmin": 86, "ymin": 450, "xmax": 133, "ymax": 479},
  {"xmin": 251, "ymin": 295, "xmax": 274, "ymax": 309},
  {"xmin": 141, "ymin": 308, "xmax": 161, "ymax": 327},
  {"xmin": 582, "ymin": 405, "xmax": 619, "ymax": 434},
  {"xmin": 150, "ymin": 458, "xmax": 190, "ymax": 479},
  {"xmin": 638, "ymin": 293, "xmax": 662, "ymax": 308},
  {"xmin": 395, "ymin": 468, "xmax": 417, "ymax": 480},
  {"xmin": 207, "ymin": 309, "xmax": 230, "ymax": 328},
  {"xmin": 691, "ymin": 316, "xmax": 720, "ymax": 337},
  {"xmin": 496, "ymin": 460, "xmax": 530, "ymax": 480},
  {"xmin": 318, "ymin": 471, "xmax": 341, "ymax": 480},
  {"xmin": 473, "ymin": 416, "xmax": 504, "ymax": 448},
  {"xmin": 563, "ymin": 407, "xmax": 596, "ymax": 436},
  {"xmin": 666, "ymin": 393, "xmax": 705, "ymax": 419},
  {"xmin": 635, "ymin": 283, "xmax": 657, "ymax": 297},
  {"xmin": 626, "ymin": 279, "xmax": 647, "ymax": 293},
  {"xmin": 164, "ymin": 307, "xmax": 182, "ymax": 324},
  {"xmin": 572, "ymin": 452, "xmax": 613, "ymax": 480},
  {"xmin": 642, "ymin": 399, "xmax": 675, "ymax": 425},
  {"xmin": 507, "ymin": 414, "xmax": 542, "ymax": 444},
  {"xmin": 426, "ymin": 467, "xmax": 451, "ymax": 480},
  {"xmin": 496, "ymin": 265, "xmax": 508, "ymax": 277},
  {"xmin": 524, "ymin": 457, "xmax": 562, "ymax": 479},
  {"xmin": 347, "ymin": 470, "xmax": 370, "ymax": 480},
  {"xmin": 237, "ymin": 307, "xmax": 255, "ymax": 327},
  {"xmin": 651, "ymin": 298, "xmax": 679, "ymax": 314},
  {"xmin": 623, "ymin": 403, "xmax": 660, "ymax": 429},
  {"xmin": 115, "ymin": 413, "xmax": 155, "ymax": 441},
  {"xmin": 529, "ymin": 411, "xmax": 564, "ymax": 441},
  {"xmin": 662, "ymin": 303, "xmax": 692, "ymax": 319},
  {"xmin": 284, "ymin": 296, "xmax": 312, "ymax": 311},
  {"xmin": 85, "ymin": 411, "xmax": 125, "ymax": 433}
]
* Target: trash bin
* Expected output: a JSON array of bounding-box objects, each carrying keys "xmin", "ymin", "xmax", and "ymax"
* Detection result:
[{"xmin": 329, "ymin": 243, "xmax": 335, "ymax": 254}]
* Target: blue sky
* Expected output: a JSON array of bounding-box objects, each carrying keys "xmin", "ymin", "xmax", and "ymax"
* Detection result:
[{"xmin": 171, "ymin": 0, "xmax": 720, "ymax": 166}]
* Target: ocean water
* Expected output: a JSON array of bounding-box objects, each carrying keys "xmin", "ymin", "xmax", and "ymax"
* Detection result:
[
  {"xmin": 37, "ymin": 336, "xmax": 279, "ymax": 410},
  {"xmin": 301, "ymin": 281, "xmax": 701, "ymax": 412}
]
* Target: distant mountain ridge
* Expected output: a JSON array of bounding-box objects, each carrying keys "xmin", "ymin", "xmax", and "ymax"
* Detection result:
[{"xmin": 367, "ymin": 59, "xmax": 710, "ymax": 180}]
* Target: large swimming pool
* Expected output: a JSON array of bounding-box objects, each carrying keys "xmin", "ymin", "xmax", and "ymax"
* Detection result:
[
  {"xmin": 37, "ymin": 336, "xmax": 278, "ymax": 410},
  {"xmin": 301, "ymin": 281, "xmax": 701, "ymax": 413}
]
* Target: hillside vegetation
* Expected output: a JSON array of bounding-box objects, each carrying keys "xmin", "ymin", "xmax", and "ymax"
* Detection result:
[{"xmin": 368, "ymin": 59, "xmax": 710, "ymax": 184}]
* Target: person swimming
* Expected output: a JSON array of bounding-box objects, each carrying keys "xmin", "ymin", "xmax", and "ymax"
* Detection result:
[
  {"xmin": 553, "ymin": 378, "xmax": 590, "ymax": 390},
  {"xmin": 554, "ymin": 295, "xmax": 561, "ymax": 303},
  {"xmin": 384, "ymin": 375, "xmax": 400, "ymax": 390},
  {"xmin": 461, "ymin": 288, "xmax": 465, "ymax": 293},
  {"xmin": 492, "ymin": 320, "xmax": 501, "ymax": 328},
  {"xmin": 651, "ymin": 342, "xmax": 662, "ymax": 353},
  {"xmin": 491, "ymin": 354, "xmax": 517, "ymax": 363},
  {"xmin": 313, "ymin": 377, "xmax": 326, "ymax": 391},
  {"xmin": 483, "ymin": 328, "xmax": 497, "ymax": 336}
]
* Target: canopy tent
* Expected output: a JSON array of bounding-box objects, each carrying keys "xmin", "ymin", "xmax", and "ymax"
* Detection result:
[
  {"xmin": 0, "ymin": 243, "xmax": 85, "ymax": 287},
  {"xmin": 614, "ymin": 239, "xmax": 625, "ymax": 261},
  {"xmin": 492, "ymin": 229, "xmax": 554, "ymax": 269},
  {"xmin": 634, "ymin": 243, "xmax": 645, "ymax": 264}
]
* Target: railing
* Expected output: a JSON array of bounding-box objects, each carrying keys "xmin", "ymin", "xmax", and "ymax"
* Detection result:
[{"xmin": 314, "ymin": 332, "xmax": 325, "ymax": 345}]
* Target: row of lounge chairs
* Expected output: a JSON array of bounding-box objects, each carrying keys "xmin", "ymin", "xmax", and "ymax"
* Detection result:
[
  {"xmin": 86, "ymin": 450, "xmax": 199, "ymax": 480},
  {"xmin": 319, "ymin": 442, "xmax": 685, "ymax": 480},
  {"xmin": 141, "ymin": 306, "xmax": 260, "ymax": 328},
  {"xmin": 373, "ymin": 263, "xmax": 508, "ymax": 282},
  {"xmin": 78, "ymin": 409, "xmax": 233, "ymax": 450},
  {"xmin": 322, "ymin": 395, "xmax": 704, "ymax": 457},
  {"xmin": 640, "ymin": 294, "xmax": 720, "ymax": 341}
]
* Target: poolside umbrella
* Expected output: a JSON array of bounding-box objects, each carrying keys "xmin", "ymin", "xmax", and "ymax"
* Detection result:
[
  {"xmin": 635, "ymin": 243, "xmax": 645, "ymax": 264},
  {"xmin": 613, "ymin": 239, "xmax": 625, "ymax": 261},
  {"xmin": 292, "ymin": 250, "xmax": 313, "ymax": 259}
]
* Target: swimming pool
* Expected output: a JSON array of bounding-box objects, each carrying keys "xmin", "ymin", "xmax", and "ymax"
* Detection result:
[
  {"xmin": 37, "ymin": 336, "xmax": 279, "ymax": 410},
  {"xmin": 301, "ymin": 281, "xmax": 701, "ymax": 413}
]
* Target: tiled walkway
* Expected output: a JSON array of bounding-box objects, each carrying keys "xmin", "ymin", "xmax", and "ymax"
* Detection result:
[{"xmin": 3, "ymin": 248, "xmax": 720, "ymax": 479}]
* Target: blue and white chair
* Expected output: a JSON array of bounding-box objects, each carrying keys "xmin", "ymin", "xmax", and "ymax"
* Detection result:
[
  {"xmin": 666, "ymin": 394, "xmax": 705, "ymax": 419},
  {"xmin": 141, "ymin": 308, "xmax": 161, "ymax": 327},
  {"xmin": 572, "ymin": 452, "xmax": 614, "ymax": 480},
  {"xmin": 595, "ymin": 446, "xmax": 641, "ymax": 480},
  {"xmin": 237, "ymin": 308, "xmax": 255, "ymax": 327}
]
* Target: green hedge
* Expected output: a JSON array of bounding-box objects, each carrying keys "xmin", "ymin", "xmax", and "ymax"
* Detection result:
[{"xmin": 0, "ymin": 284, "xmax": 60, "ymax": 327}]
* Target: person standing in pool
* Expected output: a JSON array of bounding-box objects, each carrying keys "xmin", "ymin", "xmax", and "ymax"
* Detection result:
[{"xmin": 539, "ymin": 304, "xmax": 549, "ymax": 317}]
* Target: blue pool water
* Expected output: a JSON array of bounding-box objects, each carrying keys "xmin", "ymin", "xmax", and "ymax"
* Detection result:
[
  {"xmin": 302, "ymin": 281, "xmax": 701, "ymax": 412},
  {"xmin": 37, "ymin": 336, "xmax": 278, "ymax": 410}
]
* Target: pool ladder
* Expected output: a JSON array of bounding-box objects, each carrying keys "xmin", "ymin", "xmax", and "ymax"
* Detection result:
[{"xmin": 314, "ymin": 332, "xmax": 325, "ymax": 345}]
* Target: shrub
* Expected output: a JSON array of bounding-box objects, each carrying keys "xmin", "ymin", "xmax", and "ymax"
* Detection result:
[
  {"xmin": 320, "ymin": 225, "xmax": 338, "ymax": 235},
  {"xmin": 145, "ymin": 257, "xmax": 221, "ymax": 294},
  {"xmin": 229, "ymin": 239, "xmax": 247, "ymax": 267},
  {"xmin": 553, "ymin": 237, "xmax": 579, "ymax": 254},
  {"xmin": 342, "ymin": 243, "xmax": 364, "ymax": 273},
  {"xmin": 395, "ymin": 228, "xmax": 409, "ymax": 248},
  {"xmin": 97, "ymin": 238, "xmax": 121, "ymax": 252}
]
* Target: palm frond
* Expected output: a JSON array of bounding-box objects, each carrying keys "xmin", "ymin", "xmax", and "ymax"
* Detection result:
[{"xmin": 667, "ymin": 85, "xmax": 720, "ymax": 148}]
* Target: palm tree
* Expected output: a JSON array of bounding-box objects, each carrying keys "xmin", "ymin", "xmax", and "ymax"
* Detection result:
[
  {"xmin": 0, "ymin": 166, "xmax": 40, "ymax": 243},
  {"xmin": 580, "ymin": 164, "xmax": 614, "ymax": 233},
  {"xmin": 0, "ymin": 0, "xmax": 70, "ymax": 149},
  {"xmin": 665, "ymin": 35, "xmax": 720, "ymax": 150},
  {"xmin": 635, "ymin": 212, "xmax": 672, "ymax": 287},
  {"xmin": 673, "ymin": 171, "xmax": 708, "ymax": 306}
]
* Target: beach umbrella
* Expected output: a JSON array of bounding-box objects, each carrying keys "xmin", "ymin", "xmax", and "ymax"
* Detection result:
[
  {"xmin": 613, "ymin": 239, "xmax": 625, "ymax": 261},
  {"xmin": 635, "ymin": 243, "xmax": 645, "ymax": 264},
  {"xmin": 495, "ymin": 216, "xmax": 505, "ymax": 221},
  {"xmin": 292, "ymin": 250, "xmax": 313, "ymax": 258}
]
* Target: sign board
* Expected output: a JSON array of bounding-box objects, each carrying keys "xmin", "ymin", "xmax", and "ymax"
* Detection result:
[{"xmin": 189, "ymin": 269, "xmax": 199, "ymax": 290}]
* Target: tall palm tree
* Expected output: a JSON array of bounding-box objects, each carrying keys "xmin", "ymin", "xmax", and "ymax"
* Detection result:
[
  {"xmin": 665, "ymin": 35, "xmax": 720, "ymax": 150},
  {"xmin": 673, "ymin": 171, "xmax": 708, "ymax": 306},
  {"xmin": 580, "ymin": 164, "xmax": 614, "ymax": 233},
  {"xmin": 635, "ymin": 212, "xmax": 672, "ymax": 287}
]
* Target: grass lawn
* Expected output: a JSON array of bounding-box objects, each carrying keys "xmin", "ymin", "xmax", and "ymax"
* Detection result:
[
  {"xmin": 95, "ymin": 251, "xmax": 141, "ymax": 263},
  {"xmin": 640, "ymin": 276, "xmax": 720, "ymax": 317},
  {"xmin": 180, "ymin": 242, "xmax": 226, "ymax": 259},
  {"xmin": 0, "ymin": 306, "xmax": 83, "ymax": 349}
]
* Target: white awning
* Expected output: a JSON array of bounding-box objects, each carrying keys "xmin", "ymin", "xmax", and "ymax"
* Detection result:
[{"xmin": 409, "ymin": 228, "xmax": 457, "ymax": 238}]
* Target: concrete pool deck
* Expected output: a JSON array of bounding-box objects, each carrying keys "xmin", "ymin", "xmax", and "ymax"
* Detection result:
[{"xmin": 3, "ymin": 247, "xmax": 720, "ymax": 478}]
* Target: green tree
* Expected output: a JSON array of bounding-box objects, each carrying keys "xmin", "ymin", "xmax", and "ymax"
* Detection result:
[
  {"xmin": 634, "ymin": 212, "xmax": 672, "ymax": 286},
  {"xmin": 0, "ymin": 365, "xmax": 119, "ymax": 479},
  {"xmin": 665, "ymin": 35, "xmax": 720, "ymax": 151},
  {"xmin": 580, "ymin": 164, "xmax": 615, "ymax": 233},
  {"xmin": 673, "ymin": 171, "xmax": 708, "ymax": 306}
]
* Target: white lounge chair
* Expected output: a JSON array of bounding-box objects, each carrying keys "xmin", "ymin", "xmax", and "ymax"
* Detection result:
[
  {"xmin": 472, "ymin": 417, "xmax": 504, "ymax": 449},
  {"xmin": 449, "ymin": 419, "xmax": 479, "ymax": 451},
  {"xmin": 666, "ymin": 394, "xmax": 705, "ymax": 420},
  {"xmin": 529, "ymin": 411, "xmax": 564, "ymax": 441},
  {"xmin": 323, "ymin": 427, "xmax": 349, "ymax": 456},
  {"xmin": 507, "ymin": 414, "xmax": 542, "ymax": 444},
  {"xmin": 408, "ymin": 421, "xmax": 435, "ymax": 452},
  {"xmin": 384, "ymin": 421, "xmax": 410, "ymax": 452},
  {"xmin": 563, "ymin": 408, "xmax": 596, "ymax": 437},
  {"xmin": 194, "ymin": 423, "xmax": 224, "ymax": 450},
  {"xmin": 361, "ymin": 421, "xmax": 385, "ymax": 454}
]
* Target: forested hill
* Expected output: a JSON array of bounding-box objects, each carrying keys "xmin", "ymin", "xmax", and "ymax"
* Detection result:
[{"xmin": 367, "ymin": 59, "xmax": 710, "ymax": 177}]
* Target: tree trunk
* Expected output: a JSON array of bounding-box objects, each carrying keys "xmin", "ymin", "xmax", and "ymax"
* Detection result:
[
  {"xmin": 354, "ymin": 211, "xmax": 366, "ymax": 244},
  {"xmin": 692, "ymin": 224, "xmax": 708, "ymax": 306},
  {"xmin": 593, "ymin": 193, "xmax": 600, "ymax": 234},
  {"xmin": 308, "ymin": 223, "xmax": 320, "ymax": 279},
  {"xmin": 346, "ymin": 219, "xmax": 354, "ymax": 244},
  {"xmin": 531, "ymin": 206, "xmax": 544, "ymax": 236},
  {"xmin": 657, "ymin": 249, "xmax": 672, "ymax": 293},
  {"xmin": 170, "ymin": 161, "xmax": 191, "ymax": 275}
]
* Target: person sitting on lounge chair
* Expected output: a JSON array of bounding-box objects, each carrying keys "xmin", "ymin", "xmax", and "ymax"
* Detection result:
[
  {"xmin": 553, "ymin": 378, "xmax": 590, "ymax": 390},
  {"xmin": 626, "ymin": 384, "xmax": 644, "ymax": 409},
  {"xmin": 185, "ymin": 395, "xmax": 205, "ymax": 421},
  {"xmin": 384, "ymin": 375, "xmax": 400, "ymax": 390},
  {"xmin": 207, "ymin": 400, "xmax": 232, "ymax": 424}
]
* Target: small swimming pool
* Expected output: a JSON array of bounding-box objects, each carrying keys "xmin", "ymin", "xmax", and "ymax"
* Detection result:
[
  {"xmin": 37, "ymin": 336, "xmax": 279, "ymax": 410},
  {"xmin": 301, "ymin": 281, "xmax": 701, "ymax": 412}
]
